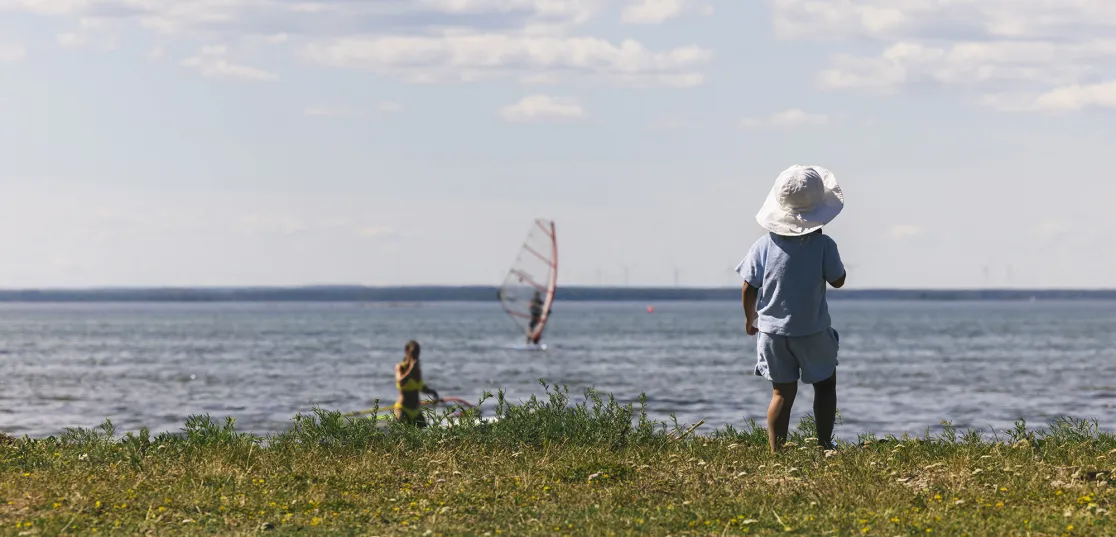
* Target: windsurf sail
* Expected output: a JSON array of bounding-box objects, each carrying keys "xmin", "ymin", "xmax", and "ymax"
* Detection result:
[{"xmin": 498, "ymin": 219, "xmax": 558, "ymax": 343}]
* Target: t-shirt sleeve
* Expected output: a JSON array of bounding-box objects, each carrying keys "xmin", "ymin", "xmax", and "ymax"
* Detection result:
[
  {"xmin": 823, "ymin": 236, "xmax": 846, "ymax": 283},
  {"xmin": 735, "ymin": 242, "xmax": 764, "ymax": 289}
]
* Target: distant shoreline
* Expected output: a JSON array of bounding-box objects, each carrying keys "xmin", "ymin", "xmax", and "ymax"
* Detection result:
[{"xmin": 0, "ymin": 286, "xmax": 1113, "ymax": 302}]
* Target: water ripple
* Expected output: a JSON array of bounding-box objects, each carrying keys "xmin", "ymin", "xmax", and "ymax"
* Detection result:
[{"xmin": 0, "ymin": 301, "xmax": 1114, "ymax": 438}]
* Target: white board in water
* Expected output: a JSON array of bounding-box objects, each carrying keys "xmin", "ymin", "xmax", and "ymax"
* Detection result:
[{"xmin": 505, "ymin": 343, "xmax": 549, "ymax": 351}]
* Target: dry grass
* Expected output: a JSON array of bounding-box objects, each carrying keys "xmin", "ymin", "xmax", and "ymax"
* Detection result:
[{"xmin": 2, "ymin": 385, "xmax": 1113, "ymax": 536}]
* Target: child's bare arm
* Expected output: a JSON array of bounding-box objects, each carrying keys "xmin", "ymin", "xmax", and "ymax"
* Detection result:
[
  {"xmin": 823, "ymin": 235, "xmax": 845, "ymax": 288},
  {"xmin": 742, "ymin": 283, "xmax": 759, "ymax": 335}
]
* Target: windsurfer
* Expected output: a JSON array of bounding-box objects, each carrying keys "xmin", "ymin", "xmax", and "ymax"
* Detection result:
[
  {"xmin": 527, "ymin": 291, "xmax": 549, "ymax": 345},
  {"xmin": 394, "ymin": 340, "xmax": 439, "ymax": 427},
  {"xmin": 498, "ymin": 219, "xmax": 558, "ymax": 349}
]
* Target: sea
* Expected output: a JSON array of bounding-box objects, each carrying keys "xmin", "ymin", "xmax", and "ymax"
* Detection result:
[{"xmin": 2, "ymin": 300, "xmax": 1115, "ymax": 440}]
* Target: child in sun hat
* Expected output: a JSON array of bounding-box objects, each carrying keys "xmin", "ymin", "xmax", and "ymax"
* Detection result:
[{"xmin": 735, "ymin": 165, "xmax": 847, "ymax": 453}]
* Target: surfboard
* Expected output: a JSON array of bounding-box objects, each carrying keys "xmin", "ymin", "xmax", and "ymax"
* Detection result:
[
  {"xmin": 344, "ymin": 397, "xmax": 476, "ymax": 419},
  {"xmin": 504, "ymin": 343, "xmax": 550, "ymax": 352}
]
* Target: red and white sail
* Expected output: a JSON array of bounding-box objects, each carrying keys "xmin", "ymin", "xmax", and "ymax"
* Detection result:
[{"xmin": 498, "ymin": 219, "xmax": 558, "ymax": 342}]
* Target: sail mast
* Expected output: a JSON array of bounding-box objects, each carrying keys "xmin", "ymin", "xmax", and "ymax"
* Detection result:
[{"xmin": 534, "ymin": 220, "xmax": 557, "ymax": 340}]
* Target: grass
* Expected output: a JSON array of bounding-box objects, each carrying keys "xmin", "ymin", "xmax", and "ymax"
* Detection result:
[{"xmin": 1, "ymin": 382, "xmax": 1114, "ymax": 536}]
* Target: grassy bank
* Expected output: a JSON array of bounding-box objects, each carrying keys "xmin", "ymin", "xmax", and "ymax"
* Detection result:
[{"xmin": 2, "ymin": 385, "xmax": 1114, "ymax": 536}]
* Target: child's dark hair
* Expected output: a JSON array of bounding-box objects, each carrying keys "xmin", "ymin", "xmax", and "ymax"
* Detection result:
[{"xmin": 404, "ymin": 340, "xmax": 421, "ymax": 360}]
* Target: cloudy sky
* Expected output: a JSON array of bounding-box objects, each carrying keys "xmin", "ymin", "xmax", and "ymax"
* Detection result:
[{"xmin": 1, "ymin": 0, "xmax": 1113, "ymax": 289}]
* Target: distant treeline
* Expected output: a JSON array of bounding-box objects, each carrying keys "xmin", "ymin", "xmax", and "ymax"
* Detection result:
[{"xmin": 0, "ymin": 286, "xmax": 1113, "ymax": 302}]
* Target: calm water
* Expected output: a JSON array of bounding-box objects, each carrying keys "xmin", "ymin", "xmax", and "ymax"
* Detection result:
[{"xmin": 2, "ymin": 301, "xmax": 1115, "ymax": 439}]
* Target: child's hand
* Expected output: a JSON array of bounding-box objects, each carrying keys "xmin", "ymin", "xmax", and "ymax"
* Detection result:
[{"xmin": 745, "ymin": 317, "xmax": 758, "ymax": 336}]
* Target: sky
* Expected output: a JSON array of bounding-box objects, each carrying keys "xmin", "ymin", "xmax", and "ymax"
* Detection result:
[{"xmin": 1, "ymin": 0, "xmax": 1114, "ymax": 289}]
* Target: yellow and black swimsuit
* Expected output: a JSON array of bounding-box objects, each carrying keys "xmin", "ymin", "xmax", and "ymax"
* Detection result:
[
  {"xmin": 397, "ymin": 377, "xmax": 424, "ymax": 392},
  {"xmin": 395, "ymin": 366, "xmax": 426, "ymax": 423}
]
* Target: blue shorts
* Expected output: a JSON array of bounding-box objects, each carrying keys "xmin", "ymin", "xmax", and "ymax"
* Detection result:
[{"xmin": 754, "ymin": 328, "xmax": 839, "ymax": 384}]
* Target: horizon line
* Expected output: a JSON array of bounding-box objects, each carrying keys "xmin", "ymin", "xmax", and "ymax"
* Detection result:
[
  {"xmin": 0, "ymin": 286, "xmax": 1113, "ymax": 304},
  {"xmin": 2, "ymin": 284, "xmax": 1116, "ymax": 292}
]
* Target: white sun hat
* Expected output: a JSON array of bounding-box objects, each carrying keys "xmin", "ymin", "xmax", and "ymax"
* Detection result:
[{"xmin": 755, "ymin": 165, "xmax": 844, "ymax": 236}]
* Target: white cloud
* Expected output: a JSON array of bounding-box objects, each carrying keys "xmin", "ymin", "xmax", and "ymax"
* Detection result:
[
  {"xmin": 622, "ymin": 0, "xmax": 711, "ymax": 24},
  {"xmin": 303, "ymin": 101, "xmax": 405, "ymax": 118},
  {"xmin": 773, "ymin": 0, "xmax": 1116, "ymax": 112},
  {"xmin": 181, "ymin": 45, "xmax": 277, "ymax": 81},
  {"xmin": 1030, "ymin": 81, "xmax": 1116, "ymax": 111},
  {"xmin": 0, "ymin": 43, "xmax": 26, "ymax": 62},
  {"xmin": 772, "ymin": 0, "xmax": 1116, "ymax": 41},
  {"xmin": 0, "ymin": 0, "xmax": 712, "ymax": 87},
  {"xmin": 499, "ymin": 95, "xmax": 586, "ymax": 123},
  {"xmin": 985, "ymin": 80, "xmax": 1116, "ymax": 112},
  {"xmin": 57, "ymin": 30, "xmax": 120, "ymax": 50},
  {"xmin": 54, "ymin": 18, "xmax": 118, "ymax": 50},
  {"xmin": 818, "ymin": 40, "xmax": 1116, "ymax": 93},
  {"xmin": 303, "ymin": 35, "xmax": 711, "ymax": 87},
  {"xmin": 888, "ymin": 225, "xmax": 922, "ymax": 240},
  {"xmin": 412, "ymin": 0, "xmax": 606, "ymax": 26},
  {"xmin": 741, "ymin": 109, "xmax": 830, "ymax": 128}
]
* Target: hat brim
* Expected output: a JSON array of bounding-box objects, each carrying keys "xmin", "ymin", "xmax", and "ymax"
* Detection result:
[{"xmin": 755, "ymin": 166, "xmax": 844, "ymax": 236}]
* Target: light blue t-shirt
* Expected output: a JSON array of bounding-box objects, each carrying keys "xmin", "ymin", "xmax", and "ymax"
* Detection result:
[{"xmin": 735, "ymin": 232, "xmax": 845, "ymax": 337}]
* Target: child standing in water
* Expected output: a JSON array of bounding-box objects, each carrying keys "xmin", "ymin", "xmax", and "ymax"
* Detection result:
[{"xmin": 736, "ymin": 165, "xmax": 846, "ymax": 453}]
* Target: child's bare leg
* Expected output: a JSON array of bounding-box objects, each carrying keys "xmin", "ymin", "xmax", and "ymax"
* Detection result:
[
  {"xmin": 767, "ymin": 382, "xmax": 798, "ymax": 453},
  {"xmin": 812, "ymin": 373, "xmax": 837, "ymax": 449}
]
